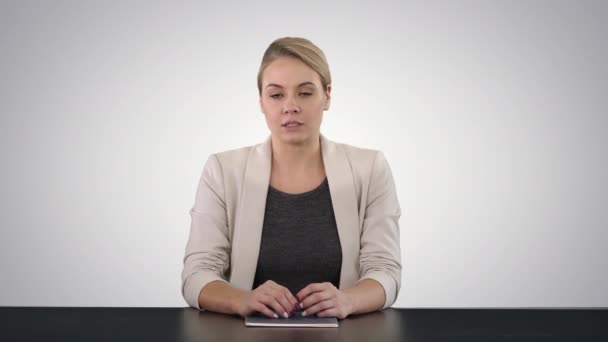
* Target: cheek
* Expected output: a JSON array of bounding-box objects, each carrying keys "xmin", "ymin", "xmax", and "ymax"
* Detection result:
[
  {"xmin": 262, "ymin": 109, "xmax": 282, "ymax": 125},
  {"xmin": 261, "ymin": 100, "xmax": 279, "ymax": 115},
  {"xmin": 263, "ymin": 100, "xmax": 281, "ymax": 112},
  {"xmin": 311, "ymin": 97, "xmax": 326, "ymax": 110}
]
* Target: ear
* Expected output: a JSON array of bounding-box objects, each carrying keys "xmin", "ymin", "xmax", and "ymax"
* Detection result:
[{"xmin": 324, "ymin": 84, "xmax": 332, "ymax": 110}]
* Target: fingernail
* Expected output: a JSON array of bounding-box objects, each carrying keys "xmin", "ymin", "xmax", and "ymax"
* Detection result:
[
  {"xmin": 283, "ymin": 312, "xmax": 288, "ymax": 318},
  {"xmin": 299, "ymin": 303, "xmax": 303, "ymax": 309},
  {"xmin": 273, "ymin": 313, "xmax": 278, "ymax": 319},
  {"xmin": 302, "ymin": 311, "xmax": 307, "ymax": 317}
]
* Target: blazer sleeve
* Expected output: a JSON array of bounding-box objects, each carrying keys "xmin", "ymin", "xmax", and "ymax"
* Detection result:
[
  {"xmin": 181, "ymin": 154, "xmax": 231, "ymax": 310},
  {"xmin": 355, "ymin": 151, "xmax": 402, "ymax": 309}
]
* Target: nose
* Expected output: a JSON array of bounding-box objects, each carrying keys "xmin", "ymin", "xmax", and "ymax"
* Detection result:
[{"xmin": 282, "ymin": 95, "xmax": 300, "ymax": 114}]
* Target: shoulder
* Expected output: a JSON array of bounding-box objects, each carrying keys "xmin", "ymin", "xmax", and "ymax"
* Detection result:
[
  {"xmin": 213, "ymin": 144, "xmax": 254, "ymax": 166},
  {"xmin": 197, "ymin": 143, "xmax": 256, "ymax": 185},
  {"xmin": 329, "ymin": 138, "xmax": 391, "ymax": 178},
  {"xmin": 338, "ymin": 141, "xmax": 379, "ymax": 163}
]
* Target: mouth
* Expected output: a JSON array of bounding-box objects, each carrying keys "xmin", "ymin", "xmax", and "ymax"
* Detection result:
[{"xmin": 282, "ymin": 121, "xmax": 304, "ymax": 127}]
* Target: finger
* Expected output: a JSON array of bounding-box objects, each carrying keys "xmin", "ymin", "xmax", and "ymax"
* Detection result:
[
  {"xmin": 270, "ymin": 289, "xmax": 296, "ymax": 317},
  {"xmin": 266, "ymin": 283, "xmax": 298, "ymax": 315},
  {"xmin": 296, "ymin": 283, "xmax": 326, "ymax": 302},
  {"xmin": 259, "ymin": 294, "xmax": 288, "ymax": 319},
  {"xmin": 316, "ymin": 308, "xmax": 338, "ymax": 318},
  {"xmin": 282, "ymin": 287, "xmax": 300, "ymax": 309},
  {"xmin": 252, "ymin": 302, "xmax": 279, "ymax": 319},
  {"xmin": 265, "ymin": 280, "xmax": 278, "ymax": 287},
  {"xmin": 270, "ymin": 283, "xmax": 299, "ymax": 311},
  {"xmin": 301, "ymin": 290, "xmax": 332, "ymax": 310},
  {"xmin": 303, "ymin": 298, "xmax": 334, "ymax": 316}
]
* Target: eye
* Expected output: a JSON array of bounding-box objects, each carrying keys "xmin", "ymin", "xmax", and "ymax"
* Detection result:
[
  {"xmin": 270, "ymin": 94, "xmax": 283, "ymax": 99},
  {"xmin": 300, "ymin": 92, "xmax": 312, "ymax": 96}
]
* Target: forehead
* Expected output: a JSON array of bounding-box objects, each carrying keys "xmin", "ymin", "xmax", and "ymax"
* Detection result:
[{"xmin": 262, "ymin": 57, "xmax": 321, "ymax": 87}]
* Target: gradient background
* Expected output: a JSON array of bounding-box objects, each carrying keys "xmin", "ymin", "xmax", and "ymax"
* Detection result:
[{"xmin": 1, "ymin": 0, "xmax": 607, "ymax": 308}]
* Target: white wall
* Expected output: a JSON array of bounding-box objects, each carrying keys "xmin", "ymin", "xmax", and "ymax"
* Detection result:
[{"xmin": 1, "ymin": 0, "xmax": 607, "ymax": 308}]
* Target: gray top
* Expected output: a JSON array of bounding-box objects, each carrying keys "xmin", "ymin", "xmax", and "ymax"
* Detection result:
[{"xmin": 252, "ymin": 177, "xmax": 342, "ymax": 295}]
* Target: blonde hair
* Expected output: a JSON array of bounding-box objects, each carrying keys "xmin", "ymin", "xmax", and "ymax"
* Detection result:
[{"xmin": 257, "ymin": 37, "xmax": 331, "ymax": 96}]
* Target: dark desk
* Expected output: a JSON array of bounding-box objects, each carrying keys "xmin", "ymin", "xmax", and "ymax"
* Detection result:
[{"xmin": 1, "ymin": 307, "xmax": 606, "ymax": 341}]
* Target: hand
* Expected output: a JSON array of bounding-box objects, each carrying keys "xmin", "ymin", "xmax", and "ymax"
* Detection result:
[
  {"xmin": 296, "ymin": 282, "xmax": 354, "ymax": 319},
  {"xmin": 235, "ymin": 280, "xmax": 299, "ymax": 319}
]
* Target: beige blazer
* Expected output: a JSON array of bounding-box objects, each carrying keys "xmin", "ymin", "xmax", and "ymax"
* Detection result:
[{"xmin": 181, "ymin": 133, "xmax": 402, "ymax": 311}]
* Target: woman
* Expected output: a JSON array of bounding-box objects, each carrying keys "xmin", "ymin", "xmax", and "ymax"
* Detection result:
[{"xmin": 181, "ymin": 37, "xmax": 401, "ymax": 320}]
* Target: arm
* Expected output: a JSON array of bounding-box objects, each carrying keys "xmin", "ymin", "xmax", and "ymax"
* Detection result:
[
  {"xmin": 200, "ymin": 279, "xmax": 300, "ymax": 318},
  {"xmin": 297, "ymin": 278, "xmax": 386, "ymax": 319},
  {"xmin": 342, "ymin": 279, "xmax": 386, "ymax": 315},
  {"xmin": 181, "ymin": 154, "xmax": 232, "ymax": 311},
  {"xmin": 357, "ymin": 150, "xmax": 402, "ymax": 309},
  {"xmin": 182, "ymin": 155, "xmax": 300, "ymax": 317},
  {"xmin": 297, "ymin": 151, "xmax": 402, "ymax": 318},
  {"xmin": 198, "ymin": 280, "xmax": 248, "ymax": 315}
]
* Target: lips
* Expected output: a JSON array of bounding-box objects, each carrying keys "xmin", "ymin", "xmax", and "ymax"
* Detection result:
[{"xmin": 282, "ymin": 121, "xmax": 303, "ymax": 127}]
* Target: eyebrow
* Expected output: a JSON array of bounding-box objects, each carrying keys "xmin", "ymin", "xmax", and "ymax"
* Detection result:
[{"xmin": 265, "ymin": 81, "xmax": 317, "ymax": 89}]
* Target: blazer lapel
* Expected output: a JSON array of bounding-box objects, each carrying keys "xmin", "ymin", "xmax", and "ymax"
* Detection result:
[
  {"xmin": 230, "ymin": 133, "xmax": 360, "ymax": 291},
  {"xmin": 229, "ymin": 135, "xmax": 272, "ymax": 290},
  {"xmin": 320, "ymin": 134, "xmax": 361, "ymax": 289}
]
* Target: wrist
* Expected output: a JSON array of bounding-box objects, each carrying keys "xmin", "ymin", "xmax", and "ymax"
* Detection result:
[
  {"xmin": 230, "ymin": 289, "xmax": 247, "ymax": 316},
  {"xmin": 342, "ymin": 289, "xmax": 358, "ymax": 316}
]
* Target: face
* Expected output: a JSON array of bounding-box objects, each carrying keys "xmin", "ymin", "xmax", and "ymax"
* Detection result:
[{"xmin": 259, "ymin": 56, "xmax": 331, "ymax": 146}]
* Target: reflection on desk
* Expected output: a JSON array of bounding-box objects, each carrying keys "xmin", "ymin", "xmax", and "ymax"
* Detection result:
[{"xmin": 0, "ymin": 307, "xmax": 607, "ymax": 341}]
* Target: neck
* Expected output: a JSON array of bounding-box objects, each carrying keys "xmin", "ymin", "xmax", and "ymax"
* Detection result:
[{"xmin": 270, "ymin": 134, "xmax": 323, "ymax": 173}]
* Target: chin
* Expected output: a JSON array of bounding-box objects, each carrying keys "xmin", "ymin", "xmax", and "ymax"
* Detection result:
[{"xmin": 279, "ymin": 133, "xmax": 309, "ymax": 145}]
